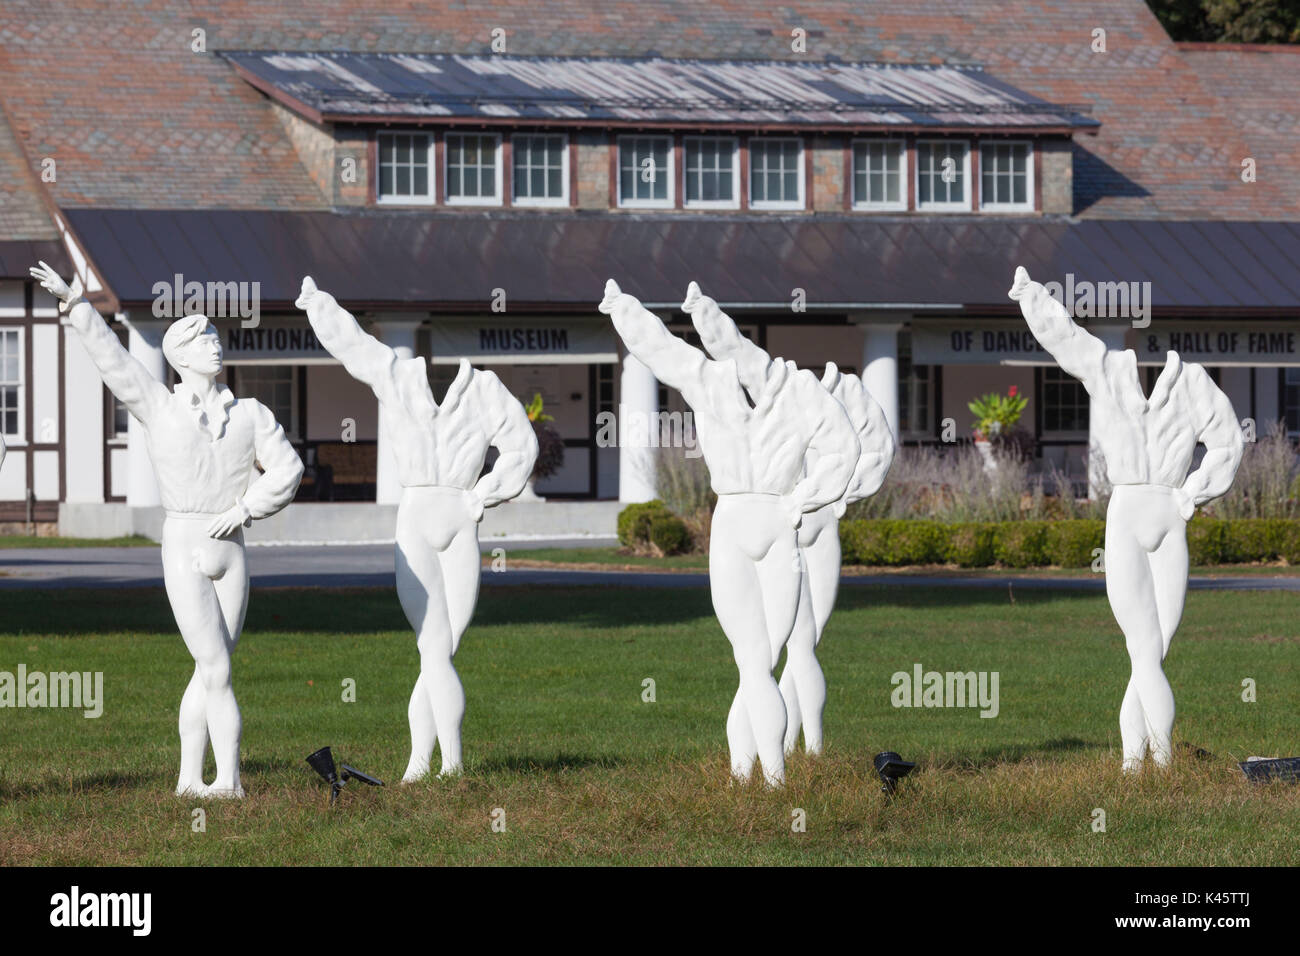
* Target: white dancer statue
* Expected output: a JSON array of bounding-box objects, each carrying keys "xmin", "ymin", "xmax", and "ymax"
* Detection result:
[
  {"xmin": 684, "ymin": 283, "xmax": 895, "ymax": 756},
  {"xmin": 30, "ymin": 261, "xmax": 304, "ymax": 798},
  {"xmin": 600, "ymin": 279, "xmax": 859, "ymax": 787},
  {"xmin": 1009, "ymin": 266, "xmax": 1243, "ymax": 771},
  {"xmin": 295, "ymin": 277, "xmax": 537, "ymax": 782}
]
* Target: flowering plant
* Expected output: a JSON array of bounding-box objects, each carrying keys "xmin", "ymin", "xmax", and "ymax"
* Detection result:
[{"xmin": 968, "ymin": 386, "xmax": 1028, "ymax": 440}]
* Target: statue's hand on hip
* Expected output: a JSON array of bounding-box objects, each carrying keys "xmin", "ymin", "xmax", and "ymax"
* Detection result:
[{"xmin": 207, "ymin": 502, "xmax": 252, "ymax": 539}]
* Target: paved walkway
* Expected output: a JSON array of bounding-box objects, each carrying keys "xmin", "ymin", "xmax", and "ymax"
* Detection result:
[{"xmin": 2, "ymin": 543, "xmax": 1299, "ymax": 592}]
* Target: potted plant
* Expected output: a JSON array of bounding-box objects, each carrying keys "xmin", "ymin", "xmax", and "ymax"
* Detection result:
[
  {"xmin": 968, "ymin": 386, "xmax": 1029, "ymax": 473},
  {"xmin": 518, "ymin": 392, "xmax": 564, "ymax": 501}
]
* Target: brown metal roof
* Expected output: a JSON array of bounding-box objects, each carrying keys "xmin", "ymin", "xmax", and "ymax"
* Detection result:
[
  {"xmin": 0, "ymin": 240, "xmax": 70, "ymax": 280},
  {"xmin": 224, "ymin": 52, "xmax": 1099, "ymax": 132},
  {"xmin": 62, "ymin": 208, "xmax": 1300, "ymax": 315}
]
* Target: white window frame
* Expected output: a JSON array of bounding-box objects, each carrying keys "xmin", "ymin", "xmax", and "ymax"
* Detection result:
[
  {"xmin": 851, "ymin": 138, "xmax": 908, "ymax": 211},
  {"xmin": 0, "ymin": 326, "xmax": 25, "ymax": 444},
  {"xmin": 510, "ymin": 133, "xmax": 569, "ymax": 207},
  {"xmin": 847, "ymin": 138, "xmax": 909, "ymax": 210},
  {"xmin": 444, "ymin": 132, "xmax": 504, "ymax": 207},
  {"xmin": 617, "ymin": 135, "xmax": 675, "ymax": 209},
  {"xmin": 375, "ymin": 130, "xmax": 435, "ymax": 206},
  {"xmin": 979, "ymin": 139, "xmax": 1035, "ymax": 213},
  {"xmin": 682, "ymin": 135, "xmax": 740, "ymax": 210},
  {"xmin": 748, "ymin": 137, "xmax": 804, "ymax": 210},
  {"xmin": 915, "ymin": 139, "xmax": 972, "ymax": 212}
]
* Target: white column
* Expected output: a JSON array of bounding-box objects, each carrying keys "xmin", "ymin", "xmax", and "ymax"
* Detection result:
[
  {"xmin": 123, "ymin": 315, "xmax": 165, "ymax": 508},
  {"xmin": 618, "ymin": 352, "xmax": 658, "ymax": 503},
  {"xmin": 859, "ymin": 321, "xmax": 902, "ymax": 441},
  {"xmin": 1089, "ymin": 325, "xmax": 1129, "ymax": 499},
  {"xmin": 371, "ymin": 316, "xmax": 422, "ymax": 505}
]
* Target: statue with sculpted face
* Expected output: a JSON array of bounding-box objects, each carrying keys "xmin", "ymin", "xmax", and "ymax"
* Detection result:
[
  {"xmin": 1009, "ymin": 267, "xmax": 1243, "ymax": 771},
  {"xmin": 684, "ymin": 282, "xmax": 895, "ymax": 756},
  {"xmin": 601, "ymin": 279, "xmax": 859, "ymax": 787},
  {"xmin": 295, "ymin": 277, "xmax": 537, "ymax": 782},
  {"xmin": 30, "ymin": 261, "xmax": 304, "ymax": 798}
]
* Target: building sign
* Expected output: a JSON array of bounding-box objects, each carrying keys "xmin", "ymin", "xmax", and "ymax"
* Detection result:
[
  {"xmin": 218, "ymin": 322, "xmax": 334, "ymax": 364},
  {"xmin": 912, "ymin": 323, "xmax": 1057, "ymax": 365},
  {"xmin": 429, "ymin": 321, "xmax": 617, "ymax": 365},
  {"xmin": 1138, "ymin": 327, "xmax": 1300, "ymax": 365}
]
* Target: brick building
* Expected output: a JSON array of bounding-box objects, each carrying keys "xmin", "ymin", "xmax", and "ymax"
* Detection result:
[{"xmin": 0, "ymin": 1, "xmax": 1296, "ymax": 539}]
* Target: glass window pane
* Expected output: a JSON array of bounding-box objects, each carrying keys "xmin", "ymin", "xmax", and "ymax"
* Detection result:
[
  {"xmin": 413, "ymin": 166, "xmax": 427, "ymax": 196},
  {"xmin": 1013, "ymin": 175, "xmax": 1026, "ymax": 204},
  {"xmin": 531, "ymin": 168, "xmax": 544, "ymax": 196},
  {"xmin": 395, "ymin": 138, "xmax": 409, "ymax": 163},
  {"xmin": 481, "ymin": 166, "xmax": 494, "ymax": 197},
  {"xmin": 396, "ymin": 166, "xmax": 410, "ymax": 194},
  {"xmin": 547, "ymin": 167, "xmax": 561, "ymax": 197}
]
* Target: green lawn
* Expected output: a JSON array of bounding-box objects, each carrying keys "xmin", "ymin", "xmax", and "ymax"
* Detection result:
[{"xmin": 1, "ymin": 584, "xmax": 1297, "ymax": 865}]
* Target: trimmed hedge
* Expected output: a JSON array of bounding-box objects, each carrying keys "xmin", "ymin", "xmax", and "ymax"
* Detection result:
[
  {"xmin": 617, "ymin": 500, "xmax": 672, "ymax": 548},
  {"xmin": 648, "ymin": 514, "xmax": 691, "ymax": 555},
  {"xmin": 839, "ymin": 517, "xmax": 1300, "ymax": 568}
]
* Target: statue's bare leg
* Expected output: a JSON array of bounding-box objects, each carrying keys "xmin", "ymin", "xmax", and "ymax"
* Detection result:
[
  {"xmin": 1106, "ymin": 489, "xmax": 1178, "ymax": 771},
  {"xmin": 711, "ymin": 496, "xmax": 796, "ymax": 787},
  {"xmin": 162, "ymin": 520, "xmax": 246, "ymax": 797},
  {"xmin": 781, "ymin": 513, "xmax": 839, "ymax": 755},
  {"xmin": 396, "ymin": 488, "xmax": 474, "ymax": 781}
]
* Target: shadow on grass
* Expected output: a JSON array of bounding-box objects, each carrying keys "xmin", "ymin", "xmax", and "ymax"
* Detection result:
[
  {"xmin": 0, "ymin": 768, "xmax": 170, "ymax": 799},
  {"xmin": 469, "ymin": 753, "xmax": 624, "ymax": 774},
  {"xmin": 0, "ymin": 579, "xmax": 1106, "ymax": 637},
  {"xmin": 935, "ymin": 736, "xmax": 1101, "ymax": 772}
]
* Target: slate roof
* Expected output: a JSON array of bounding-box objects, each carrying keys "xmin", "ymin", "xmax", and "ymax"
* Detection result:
[{"xmin": 0, "ymin": 1, "xmax": 1294, "ymax": 218}]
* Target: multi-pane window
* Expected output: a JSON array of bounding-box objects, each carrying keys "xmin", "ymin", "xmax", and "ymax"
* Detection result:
[
  {"xmin": 916, "ymin": 140, "xmax": 970, "ymax": 210},
  {"xmin": 377, "ymin": 132, "xmax": 433, "ymax": 203},
  {"xmin": 749, "ymin": 138, "xmax": 803, "ymax": 208},
  {"xmin": 1041, "ymin": 366, "xmax": 1089, "ymax": 435},
  {"xmin": 0, "ymin": 329, "xmax": 20, "ymax": 438},
  {"xmin": 897, "ymin": 331, "xmax": 932, "ymax": 436},
  {"xmin": 980, "ymin": 141, "xmax": 1033, "ymax": 210},
  {"xmin": 512, "ymin": 134, "xmax": 567, "ymax": 205},
  {"xmin": 683, "ymin": 136, "xmax": 738, "ymax": 208},
  {"xmin": 853, "ymin": 140, "xmax": 906, "ymax": 209},
  {"xmin": 1285, "ymin": 369, "xmax": 1300, "ymax": 436},
  {"xmin": 596, "ymin": 363, "xmax": 616, "ymax": 417},
  {"xmin": 237, "ymin": 365, "xmax": 298, "ymax": 440},
  {"xmin": 618, "ymin": 136, "xmax": 672, "ymax": 207},
  {"xmin": 445, "ymin": 133, "xmax": 501, "ymax": 204}
]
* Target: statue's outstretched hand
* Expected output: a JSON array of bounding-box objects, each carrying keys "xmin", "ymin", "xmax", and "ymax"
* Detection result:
[
  {"xmin": 598, "ymin": 279, "xmax": 622, "ymax": 315},
  {"xmin": 681, "ymin": 280, "xmax": 703, "ymax": 314},
  {"xmin": 295, "ymin": 276, "xmax": 318, "ymax": 311},
  {"xmin": 29, "ymin": 261, "xmax": 74, "ymax": 302},
  {"xmin": 1007, "ymin": 266, "xmax": 1032, "ymax": 301}
]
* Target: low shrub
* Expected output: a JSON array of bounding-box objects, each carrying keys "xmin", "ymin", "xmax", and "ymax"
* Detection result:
[
  {"xmin": 945, "ymin": 523, "xmax": 996, "ymax": 568},
  {"xmin": 648, "ymin": 514, "xmax": 691, "ymax": 556},
  {"xmin": 993, "ymin": 520, "xmax": 1050, "ymax": 568},
  {"xmin": 617, "ymin": 500, "xmax": 672, "ymax": 549},
  {"xmin": 1045, "ymin": 520, "xmax": 1104, "ymax": 568}
]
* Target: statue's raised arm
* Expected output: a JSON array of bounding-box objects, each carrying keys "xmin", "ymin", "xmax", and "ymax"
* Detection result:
[
  {"xmin": 681, "ymin": 281, "xmax": 774, "ymax": 393},
  {"xmin": 1008, "ymin": 266, "xmax": 1107, "ymax": 391},
  {"xmin": 30, "ymin": 261, "xmax": 169, "ymax": 423},
  {"xmin": 599, "ymin": 279, "xmax": 713, "ymax": 405},
  {"xmin": 295, "ymin": 276, "xmax": 398, "ymax": 403}
]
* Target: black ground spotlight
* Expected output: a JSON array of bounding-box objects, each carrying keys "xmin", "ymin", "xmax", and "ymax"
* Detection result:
[
  {"xmin": 306, "ymin": 746, "xmax": 385, "ymax": 806},
  {"xmin": 873, "ymin": 751, "xmax": 916, "ymax": 797},
  {"xmin": 1239, "ymin": 756, "xmax": 1300, "ymax": 784}
]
